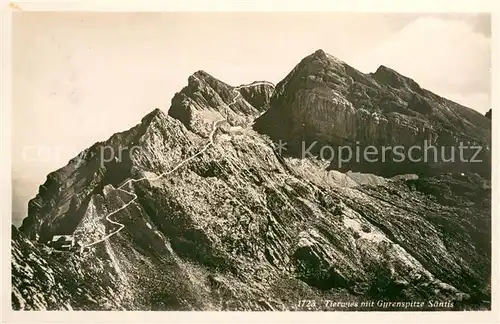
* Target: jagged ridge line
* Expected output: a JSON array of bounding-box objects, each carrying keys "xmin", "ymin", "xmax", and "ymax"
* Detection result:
[{"xmin": 81, "ymin": 81, "xmax": 274, "ymax": 249}]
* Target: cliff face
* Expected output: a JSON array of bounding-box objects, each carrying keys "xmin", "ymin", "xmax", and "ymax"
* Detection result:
[
  {"xmin": 254, "ymin": 50, "xmax": 491, "ymax": 177},
  {"xmin": 20, "ymin": 109, "xmax": 199, "ymax": 241},
  {"xmin": 13, "ymin": 50, "xmax": 491, "ymax": 311},
  {"xmin": 168, "ymin": 70, "xmax": 275, "ymax": 135}
]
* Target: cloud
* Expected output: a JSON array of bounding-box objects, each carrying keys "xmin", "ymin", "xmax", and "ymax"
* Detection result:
[{"xmin": 352, "ymin": 15, "xmax": 491, "ymax": 113}]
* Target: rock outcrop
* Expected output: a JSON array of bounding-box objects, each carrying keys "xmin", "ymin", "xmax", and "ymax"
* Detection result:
[
  {"xmin": 254, "ymin": 49, "xmax": 491, "ymax": 177},
  {"xmin": 13, "ymin": 50, "xmax": 491, "ymax": 311},
  {"xmin": 168, "ymin": 70, "xmax": 274, "ymax": 136}
]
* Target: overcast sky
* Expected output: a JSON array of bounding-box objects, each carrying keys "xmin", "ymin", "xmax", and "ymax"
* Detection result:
[{"xmin": 12, "ymin": 12, "xmax": 491, "ymax": 226}]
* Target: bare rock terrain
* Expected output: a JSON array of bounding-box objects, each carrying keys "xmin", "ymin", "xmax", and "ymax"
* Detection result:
[{"xmin": 13, "ymin": 50, "xmax": 491, "ymax": 311}]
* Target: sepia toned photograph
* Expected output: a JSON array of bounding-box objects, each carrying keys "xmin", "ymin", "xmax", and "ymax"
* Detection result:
[{"xmin": 4, "ymin": 6, "xmax": 495, "ymax": 317}]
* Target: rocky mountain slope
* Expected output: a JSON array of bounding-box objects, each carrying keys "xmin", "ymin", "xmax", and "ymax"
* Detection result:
[
  {"xmin": 255, "ymin": 50, "xmax": 491, "ymax": 177},
  {"xmin": 13, "ymin": 50, "xmax": 491, "ymax": 311}
]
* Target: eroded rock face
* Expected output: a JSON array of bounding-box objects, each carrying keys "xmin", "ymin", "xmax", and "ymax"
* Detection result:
[
  {"xmin": 168, "ymin": 70, "xmax": 275, "ymax": 135},
  {"xmin": 254, "ymin": 49, "xmax": 491, "ymax": 177},
  {"xmin": 13, "ymin": 51, "xmax": 491, "ymax": 311},
  {"xmin": 20, "ymin": 109, "xmax": 199, "ymax": 241},
  {"xmin": 238, "ymin": 81, "xmax": 275, "ymax": 113}
]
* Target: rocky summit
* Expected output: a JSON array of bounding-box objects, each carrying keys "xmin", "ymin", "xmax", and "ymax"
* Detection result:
[
  {"xmin": 13, "ymin": 50, "xmax": 491, "ymax": 311},
  {"xmin": 255, "ymin": 50, "xmax": 491, "ymax": 177}
]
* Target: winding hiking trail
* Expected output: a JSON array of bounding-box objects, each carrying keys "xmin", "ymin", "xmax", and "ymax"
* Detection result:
[{"xmin": 81, "ymin": 81, "xmax": 275, "ymax": 249}]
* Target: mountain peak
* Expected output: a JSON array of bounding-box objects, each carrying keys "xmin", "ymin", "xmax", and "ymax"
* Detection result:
[
  {"xmin": 312, "ymin": 49, "xmax": 327, "ymax": 58},
  {"xmin": 256, "ymin": 48, "xmax": 490, "ymax": 177},
  {"xmin": 193, "ymin": 69, "xmax": 209, "ymax": 76},
  {"xmin": 372, "ymin": 64, "xmax": 423, "ymax": 93},
  {"xmin": 140, "ymin": 108, "xmax": 167, "ymax": 125},
  {"xmin": 374, "ymin": 64, "xmax": 392, "ymax": 73},
  {"xmin": 169, "ymin": 70, "xmax": 274, "ymax": 132},
  {"xmin": 304, "ymin": 49, "xmax": 344, "ymax": 65},
  {"xmin": 373, "ymin": 65, "xmax": 404, "ymax": 81},
  {"xmin": 186, "ymin": 70, "xmax": 225, "ymax": 89},
  {"xmin": 12, "ymin": 48, "xmax": 492, "ymax": 311},
  {"xmin": 191, "ymin": 69, "xmax": 215, "ymax": 80}
]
